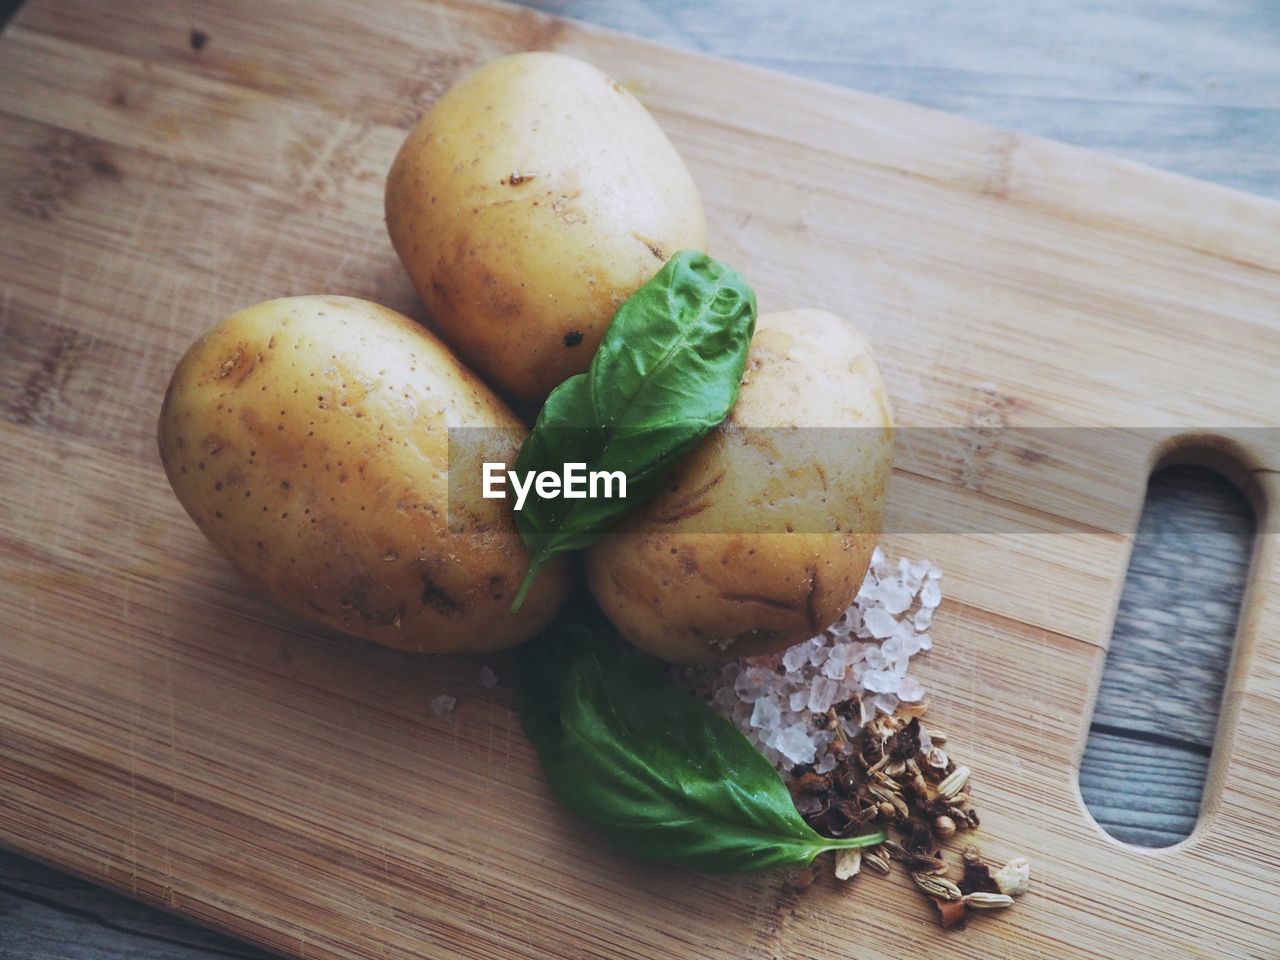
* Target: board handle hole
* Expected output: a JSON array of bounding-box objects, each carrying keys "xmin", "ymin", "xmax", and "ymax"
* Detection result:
[{"xmin": 1079, "ymin": 458, "xmax": 1257, "ymax": 848}]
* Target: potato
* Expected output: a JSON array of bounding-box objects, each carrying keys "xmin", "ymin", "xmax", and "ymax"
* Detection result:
[
  {"xmin": 385, "ymin": 52, "xmax": 707, "ymax": 405},
  {"xmin": 585, "ymin": 309, "xmax": 893, "ymax": 665},
  {"xmin": 157, "ymin": 295, "xmax": 568, "ymax": 652}
]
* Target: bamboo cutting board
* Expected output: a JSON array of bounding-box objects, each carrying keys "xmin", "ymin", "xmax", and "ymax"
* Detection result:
[{"xmin": 1, "ymin": 0, "xmax": 1278, "ymax": 958}]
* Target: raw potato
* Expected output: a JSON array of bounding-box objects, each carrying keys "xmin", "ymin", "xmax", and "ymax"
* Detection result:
[
  {"xmin": 157, "ymin": 295, "xmax": 568, "ymax": 652},
  {"xmin": 385, "ymin": 52, "xmax": 707, "ymax": 405},
  {"xmin": 586, "ymin": 309, "xmax": 893, "ymax": 665}
]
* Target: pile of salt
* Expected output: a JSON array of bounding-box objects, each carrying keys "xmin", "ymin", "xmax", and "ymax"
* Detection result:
[{"xmin": 684, "ymin": 548, "xmax": 942, "ymax": 775}]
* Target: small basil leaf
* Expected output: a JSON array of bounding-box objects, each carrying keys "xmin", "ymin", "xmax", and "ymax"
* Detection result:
[
  {"xmin": 517, "ymin": 620, "xmax": 886, "ymax": 874},
  {"xmin": 510, "ymin": 250, "xmax": 757, "ymax": 610}
]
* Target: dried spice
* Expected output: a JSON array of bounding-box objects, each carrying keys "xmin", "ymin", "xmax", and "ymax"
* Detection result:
[
  {"xmin": 964, "ymin": 892, "xmax": 1014, "ymax": 910},
  {"xmin": 934, "ymin": 897, "xmax": 968, "ymax": 929},
  {"xmin": 834, "ymin": 849, "xmax": 862, "ymax": 881},
  {"xmin": 788, "ymin": 704, "xmax": 1030, "ymax": 930},
  {"xmin": 862, "ymin": 847, "xmax": 892, "ymax": 875},
  {"xmin": 994, "ymin": 856, "xmax": 1032, "ymax": 896},
  {"xmin": 960, "ymin": 854, "xmax": 1001, "ymax": 895},
  {"xmin": 912, "ymin": 873, "xmax": 962, "ymax": 900}
]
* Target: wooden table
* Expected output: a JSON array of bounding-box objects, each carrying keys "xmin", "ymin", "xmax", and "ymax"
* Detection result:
[{"xmin": 0, "ymin": 0, "xmax": 1272, "ymax": 956}]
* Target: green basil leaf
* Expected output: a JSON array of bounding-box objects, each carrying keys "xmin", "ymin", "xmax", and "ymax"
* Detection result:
[
  {"xmin": 517, "ymin": 619, "xmax": 886, "ymax": 874},
  {"xmin": 510, "ymin": 250, "xmax": 757, "ymax": 610}
]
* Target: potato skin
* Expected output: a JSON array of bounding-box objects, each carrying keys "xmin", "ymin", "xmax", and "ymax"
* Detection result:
[
  {"xmin": 585, "ymin": 309, "xmax": 893, "ymax": 665},
  {"xmin": 157, "ymin": 295, "xmax": 567, "ymax": 652},
  {"xmin": 385, "ymin": 52, "xmax": 707, "ymax": 405}
]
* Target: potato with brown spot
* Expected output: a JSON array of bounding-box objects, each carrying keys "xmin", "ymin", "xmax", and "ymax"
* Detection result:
[
  {"xmin": 585, "ymin": 309, "xmax": 893, "ymax": 665},
  {"xmin": 385, "ymin": 52, "xmax": 707, "ymax": 404},
  {"xmin": 158, "ymin": 295, "xmax": 568, "ymax": 652}
]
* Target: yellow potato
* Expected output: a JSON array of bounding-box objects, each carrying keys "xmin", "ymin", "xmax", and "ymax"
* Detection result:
[
  {"xmin": 585, "ymin": 309, "xmax": 893, "ymax": 665},
  {"xmin": 157, "ymin": 295, "xmax": 568, "ymax": 652},
  {"xmin": 385, "ymin": 52, "xmax": 707, "ymax": 405}
]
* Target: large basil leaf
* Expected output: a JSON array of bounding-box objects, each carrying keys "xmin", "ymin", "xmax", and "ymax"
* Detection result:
[
  {"xmin": 510, "ymin": 250, "xmax": 757, "ymax": 610},
  {"xmin": 518, "ymin": 619, "xmax": 886, "ymax": 874}
]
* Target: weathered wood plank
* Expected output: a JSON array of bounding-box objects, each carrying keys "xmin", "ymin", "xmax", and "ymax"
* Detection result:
[
  {"xmin": 0, "ymin": 851, "xmax": 277, "ymax": 960},
  {"xmin": 1090, "ymin": 467, "xmax": 1255, "ymax": 747},
  {"xmin": 522, "ymin": 0, "xmax": 1280, "ymax": 198}
]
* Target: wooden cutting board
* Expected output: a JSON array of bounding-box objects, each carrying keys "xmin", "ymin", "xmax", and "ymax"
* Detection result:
[{"xmin": 2, "ymin": 1, "xmax": 1278, "ymax": 958}]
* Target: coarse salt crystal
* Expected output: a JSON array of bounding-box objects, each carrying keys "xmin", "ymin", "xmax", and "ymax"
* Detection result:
[
  {"xmin": 862, "ymin": 669, "xmax": 899, "ymax": 694},
  {"xmin": 750, "ymin": 697, "xmax": 782, "ymax": 731},
  {"xmin": 479, "ymin": 666, "xmax": 499, "ymax": 688},
  {"xmin": 869, "ymin": 692, "xmax": 900, "ymax": 715},
  {"xmin": 782, "ymin": 644, "xmax": 809, "ymax": 672},
  {"xmin": 870, "ymin": 545, "xmax": 887, "ymax": 571},
  {"xmin": 920, "ymin": 579, "xmax": 943, "ymax": 609},
  {"xmin": 897, "ymin": 676, "xmax": 925, "ymax": 702},
  {"xmin": 881, "ymin": 580, "xmax": 914, "ymax": 615},
  {"xmin": 775, "ymin": 722, "xmax": 817, "ymax": 765},
  {"xmin": 430, "ymin": 694, "xmax": 456, "ymax": 716},
  {"xmin": 863, "ymin": 646, "xmax": 888, "ymax": 671},
  {"xmin": 808, "ymin": 677, "xmax": 839, "ymax": 713},
  {"xmin": 863, "ymin": 607, "xmax": 898, "ymax": 639},
  {"xmin": 821, "ymin": 656, "xmax": 847, "ymax": 680}
]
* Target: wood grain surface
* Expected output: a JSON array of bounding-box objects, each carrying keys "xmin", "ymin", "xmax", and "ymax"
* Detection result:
[{"xmin": 1, "ymin": 0, "xmax": 1279, "ymax": 958}]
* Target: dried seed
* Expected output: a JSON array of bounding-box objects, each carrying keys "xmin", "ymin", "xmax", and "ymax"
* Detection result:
[
  {"xmin": 864, "ymin": 848, "xmax": 892, "ymax": 875},
  {"xmin": 933, "ymin": 815, "xmax": 957, "ymax": 838},
  {"xmin": 869, "ymin": 771, "xmax": 893, "ymax": 789},
  {"xmin": 913, "ymin": 873, "xmax": 963, "ymax": 900},
  {"xmin": 886, "ymin": 759, "xmax": 907, "ymax": 777},
  {"xmin": 881, "ymin": 839, "xmax": 909, "ymax": 860},
  {"xmin": 789, "ymin": 772, "xmax": 830, "ymax": 796},
  {"xmin": 929, "ymin": 730, "xmax": 948, "ymax": 745},
  {"xmin": 834, "ymin": 848, "xmax": 861, "ymax": 881},
  {"xmin": 963, "ymin": 892, "xmax": 1014, "ymax": 910},
  {"xmin": 888, "ymin": 793, "xmax": 910, "ymax": 819},
  {"xmin": 874, "ymin": 776, "xmax": 904, "ymax": 796},
  {"xmin": 907, "ymin": 822, "xmax": 934, "ymax": 853},
  {"xmin": 934, "ymin": 896, "xmax": 968, "ymax": 929},
  {"xmin": 906, "ymin": 852, "xmax": 948, "ymax": 874},
  {"xmin": 877, "ymin": 801, "xmax": 897, "ymax": 820},
  {"xmin": 937, "ymin": 765, "xmax": 971, "ymax": 800},
  {"xmin": 926, "ymin": 746, "xmax": 950, "ymax": 769}
]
